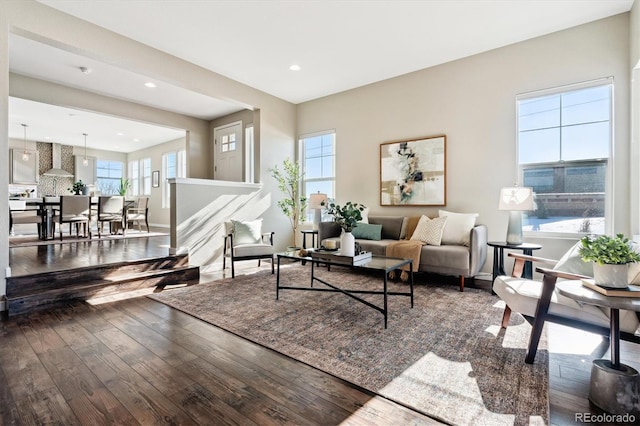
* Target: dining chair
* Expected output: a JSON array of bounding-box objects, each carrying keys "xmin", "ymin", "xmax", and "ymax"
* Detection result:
[
  {"xmin": 97, "ymin": 195, "xmax": 125, "ymax": 238},
  {"xmin": 55, "ymin": 195, "xmax": 91, "ymax": 240},
  {"xmin": 9, "ymin": 200, "xmax": 42, "ymax": 237},
  {"xmin": 126, "ymin": 196, "xmax": 149, "ymax": 232}
]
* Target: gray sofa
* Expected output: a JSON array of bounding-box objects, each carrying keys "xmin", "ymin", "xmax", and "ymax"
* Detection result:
[{"xmin": 318, "ymin": 215, "xmax": 487, "ymax": 291}]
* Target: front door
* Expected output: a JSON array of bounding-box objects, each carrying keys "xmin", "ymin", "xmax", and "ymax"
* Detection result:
[{"xmin": 214, "ymin": 122, "xmax": 243, "ymax": 182}]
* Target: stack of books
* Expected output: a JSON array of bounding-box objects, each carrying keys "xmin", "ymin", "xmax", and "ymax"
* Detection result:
[
  {"xmin": 310, "ymin": 250, "xmax": 372, "ymax": 266},
  {"xmin": 581, "ymin": 279, "xmax": 640, "ymax": 297}
]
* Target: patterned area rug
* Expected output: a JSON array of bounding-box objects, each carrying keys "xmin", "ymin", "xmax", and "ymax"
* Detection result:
[
  {"xmin": 9, "ymin": 230, "xmax": 168, "ymax": 247},
  {"xmin": 148, "ymin": 265, "xmax": 548, "ymax": 425}
]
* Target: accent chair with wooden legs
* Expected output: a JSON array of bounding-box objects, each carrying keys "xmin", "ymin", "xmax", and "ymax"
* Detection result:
[
  {"xmin": 493, "ymin": 247, "xmax": 640, "ymax": 364},
  {"xmin": 223, "ymin": 219, "xmax": 275, "ymax": 278}
]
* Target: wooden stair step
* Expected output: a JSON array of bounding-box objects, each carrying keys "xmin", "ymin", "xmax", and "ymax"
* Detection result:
[
  {"xmin": 7, "ymin": 254, "xmax": 191, "ymax": 297},
  {"xmin": 7, "ymin": 266, "xmax": 199, "ymax": 316}
]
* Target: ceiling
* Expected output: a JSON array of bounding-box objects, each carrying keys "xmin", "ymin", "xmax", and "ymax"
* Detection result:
[{"xmin": 8, "ymin": 0, "xmax": 635, "ymax": 151}]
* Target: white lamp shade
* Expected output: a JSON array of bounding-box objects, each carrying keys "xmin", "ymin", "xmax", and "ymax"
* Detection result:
[
  {"xmin": 498, "ymin": 187, "xmax": 534, "ymax": 211},
  {"xmin": 309, "ymin": 193, "xmax": 328, "ymax": 209}
]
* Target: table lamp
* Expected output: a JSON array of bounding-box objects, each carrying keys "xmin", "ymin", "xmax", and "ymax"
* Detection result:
[
  {"xmin": 309, "ymin": 192, "xmax": 328, "ymax": 230},
  {"xmin": 498, "ymin": 186, "xmax": 534, "ymax": 245}
]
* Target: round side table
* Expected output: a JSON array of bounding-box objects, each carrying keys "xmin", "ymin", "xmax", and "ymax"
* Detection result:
[
  {"xmin": 487, "ymin": 241, "xmax": 542, "ymax": 281},
  {"xmin": 556, "ymin": 280, "xmax": 640, "ymax": 416}
]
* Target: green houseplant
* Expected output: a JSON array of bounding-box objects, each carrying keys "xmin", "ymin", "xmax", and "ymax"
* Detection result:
[
  {"xmin": 119, "ymin": 178, "xmax": 131, "ymax": 196},
  {"xmin": 270, "ymin": 159, "xmax": 307, "ymax": 246},
  {"xmin": 322, "ymin": 201, "xmax": 366, "ymax": 233},
  {"xmin": 322, "ymin": 201, "xmax": 366, "ymax": 256},
  {"xmin": 579, "ymin": 234, "xmax": 640, "ymax": 288},
  {"xmin": 68, "ymin": 180, "xmax": 86, "ymax": 195}
]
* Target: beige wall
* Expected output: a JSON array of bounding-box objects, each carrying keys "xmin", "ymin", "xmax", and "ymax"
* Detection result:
[
  {"xmin": 128, "ymin": 137, "xmax": 186, "ymax": 227},
  {"xmin": 1, "ymin": 0, "xmax": 296, "ymax": 305},
  {"xmin": 297, "ymin": 14, "xmax": 631, "ymax": 271}
]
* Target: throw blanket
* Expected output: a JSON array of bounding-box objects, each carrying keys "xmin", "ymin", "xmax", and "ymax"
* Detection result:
[{"xmin": 385, "ymin": 240, "xmax": 423, "ymax": 281}]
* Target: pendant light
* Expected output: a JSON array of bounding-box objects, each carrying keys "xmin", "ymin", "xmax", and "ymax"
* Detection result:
[
  {"xmin": 21, "ymin": 123, "xmax": 29, "ymax": 161},
  {"xmin": 82, "ymin": 133, "xmax": 89, "ymax": 167}
]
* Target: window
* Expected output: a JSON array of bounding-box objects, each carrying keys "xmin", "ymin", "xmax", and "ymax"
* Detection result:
[
  {"xmin": 141, "ymin": 158, "xmax": 151, "ymax": 195},
  {"xmin": 300, "ymin": 131, "xmax": 335, "ymax": 220},
  {"xmin": 128, "ymin": 158, "xmax": 151, "ymax": 196},
  {"xmin": 128, "ymin": 160, "xmax": 140, "ymax": 196},
  {"xmin": 96, "ymin": 160, "xmax": 124, "ymax": 195},
  {"xmin": 517, "ymin": 79, "xmax": 612, "ymax": 235},
  {"xmin": 162, "ymin": 150, "xmax": 186, "ymax": 208}
]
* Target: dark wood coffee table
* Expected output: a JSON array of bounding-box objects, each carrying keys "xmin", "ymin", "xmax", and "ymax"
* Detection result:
[{"xmin": 276, "ymin": 251, "xmax": 414, "ymax": 328}]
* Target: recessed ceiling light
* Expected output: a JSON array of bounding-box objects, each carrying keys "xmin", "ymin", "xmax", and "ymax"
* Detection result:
[
  {"xmin": 44, "ymin": 136, "xmax": 51, "ymax": 140},
  {"xmin": 117, "ymin": 132, "xmax": 124, "ymax": 136},
  {"xmin": 289, "ymin": 64, "xmax": 301, "ymax": 71},
  {"xmin": 144, "ymin": 82, "xmax": 157, "ymax": 88},
  {"xmin": 133, "ymin": 138, "xmax": 140, "ymax": 142}
]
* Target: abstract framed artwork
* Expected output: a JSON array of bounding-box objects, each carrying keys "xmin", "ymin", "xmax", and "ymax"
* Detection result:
[{"xmin": 380, "ymin": 135, "xmax": 446, "ymax": 206}]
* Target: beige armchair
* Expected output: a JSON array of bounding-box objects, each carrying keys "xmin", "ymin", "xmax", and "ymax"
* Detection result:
[
  {"xmin": 126, "ymin": 196, "xmax": 149, "ymax": 232},
  {"xmin": 223, "ymin": 219, "xmax": 275, "ymax": 278},
  {"xmin": 493, "ymin": 248, "xmax": 640, "ymax": 364}
]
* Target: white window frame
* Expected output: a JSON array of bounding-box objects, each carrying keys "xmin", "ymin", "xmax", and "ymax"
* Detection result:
[
  {"xmin": 96, "ymin": 160, "xmax": 124, "ymax": 195},
  {"xmin": 517, "ymin": 77, "xmax": 614, "ymax": 238},
  {"xmin": 141, "ymin": 158, "xmax": 151, "ymax": 195},
  {"xmin": 162, "ymin": 150, "xmax": 186, "ymax": 209},
  {"xmin": 299, "ymin": 130, "xmax": 336, "ymax": 221},
  {"xmin": 128, "ymin": 160, "xmax": 140, "ymax": 196}
]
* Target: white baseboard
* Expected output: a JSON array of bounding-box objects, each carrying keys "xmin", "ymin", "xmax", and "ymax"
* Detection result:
[{"xmin": 473, "ymin": 273, "xmax": 492, "ymax": 282}]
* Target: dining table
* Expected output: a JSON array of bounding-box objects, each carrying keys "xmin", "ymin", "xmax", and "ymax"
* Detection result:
[{"xmin": 18, "ymin": 197, "xmax": 135, "ymax": 240}]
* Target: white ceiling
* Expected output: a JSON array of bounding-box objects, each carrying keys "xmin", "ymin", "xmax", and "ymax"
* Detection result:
[{"xmin": 8, "ymin": 0, "xmax": 635, "ymax": 151}]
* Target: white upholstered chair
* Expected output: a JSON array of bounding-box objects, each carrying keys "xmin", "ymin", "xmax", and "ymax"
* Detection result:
[
  {"xmin": 223, "ymin": 219, "xmax": 275, "ymax": 278},
  {"xmin": 493, "ymin": 244, "xmax": 640, "ymax": 364}
]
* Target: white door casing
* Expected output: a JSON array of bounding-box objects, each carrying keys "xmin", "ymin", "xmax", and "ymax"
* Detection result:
[{"xmin": 214, "ymin": 121, "xmax": 243, "ymax": 182}]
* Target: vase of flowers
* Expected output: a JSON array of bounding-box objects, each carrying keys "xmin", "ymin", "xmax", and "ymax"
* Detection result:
[{"xmin": 323, "ymin": 201, "xmax": 366, "ymax": 257}]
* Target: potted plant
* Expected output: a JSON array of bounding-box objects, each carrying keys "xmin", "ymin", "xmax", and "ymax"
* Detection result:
[
  {"xmin": 119, "ymin": 178, "xmax": 131, "ymax": 196},
  {"xmin": 322, "ymin": 201, "xmax": 366, "ymax": 256},
  {"xmin": 579, "ymin": 234, "xmax": 640, "ymax": 288},
  {"xmin": 270, "ymin": 159, "xmax": 307, "ymax": 247},
  {"xmin": 68, "ymin": 180, "xmax": 86, "ymax": 195}
]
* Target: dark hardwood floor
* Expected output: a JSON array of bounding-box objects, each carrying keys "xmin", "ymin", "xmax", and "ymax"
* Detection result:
[{"xmin": 5, "ymin": 234, "xmax": 640, "ymax": 425}]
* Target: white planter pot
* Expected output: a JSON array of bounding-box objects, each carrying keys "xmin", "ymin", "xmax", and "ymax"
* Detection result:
[
  {"xmin": 593, "ymin": 263, "xmax": 629, "ymax": 288},
  {"xmin": 341, "ymin": 232, "xmax": 355, "ymax": 257}
]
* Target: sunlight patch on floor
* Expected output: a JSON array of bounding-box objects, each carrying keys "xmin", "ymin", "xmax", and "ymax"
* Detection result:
[
  {"xmin": 547, "ymin": 323, "xmax": 606, "ymax": 356},
  {"xmin": 379, "ymin": 352, "xmax": 516, "ymax": 425}
]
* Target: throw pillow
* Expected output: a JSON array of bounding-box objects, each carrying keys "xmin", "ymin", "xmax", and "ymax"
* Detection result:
[
  {"xmin": 360, "ymin": 207, "xmax": 370, "ymax": 224},
  {"xmin": 553, "ymin": 241, "xmax": 593, "ymax": 277},
  {"xmin": 352, "ymin": 223, "xmax": 382, "ymax": 240},
  {"xmin": 231, "ymin": 219, "xmax": 263, "ymax": 245},
  {"xmin": 404, "ymin": 216, "xmax": 422, "ymax": 241},
  {"xmin": 627, "ymin": 242, "xmax": 640, "ymax": 284},
  {"xmin": 438, "ymin": 210, "xmax": 479, "ymax": 246},
  {"xmin": 410, "ymin": 215, "xmax": 447, "ymax": 246}
]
